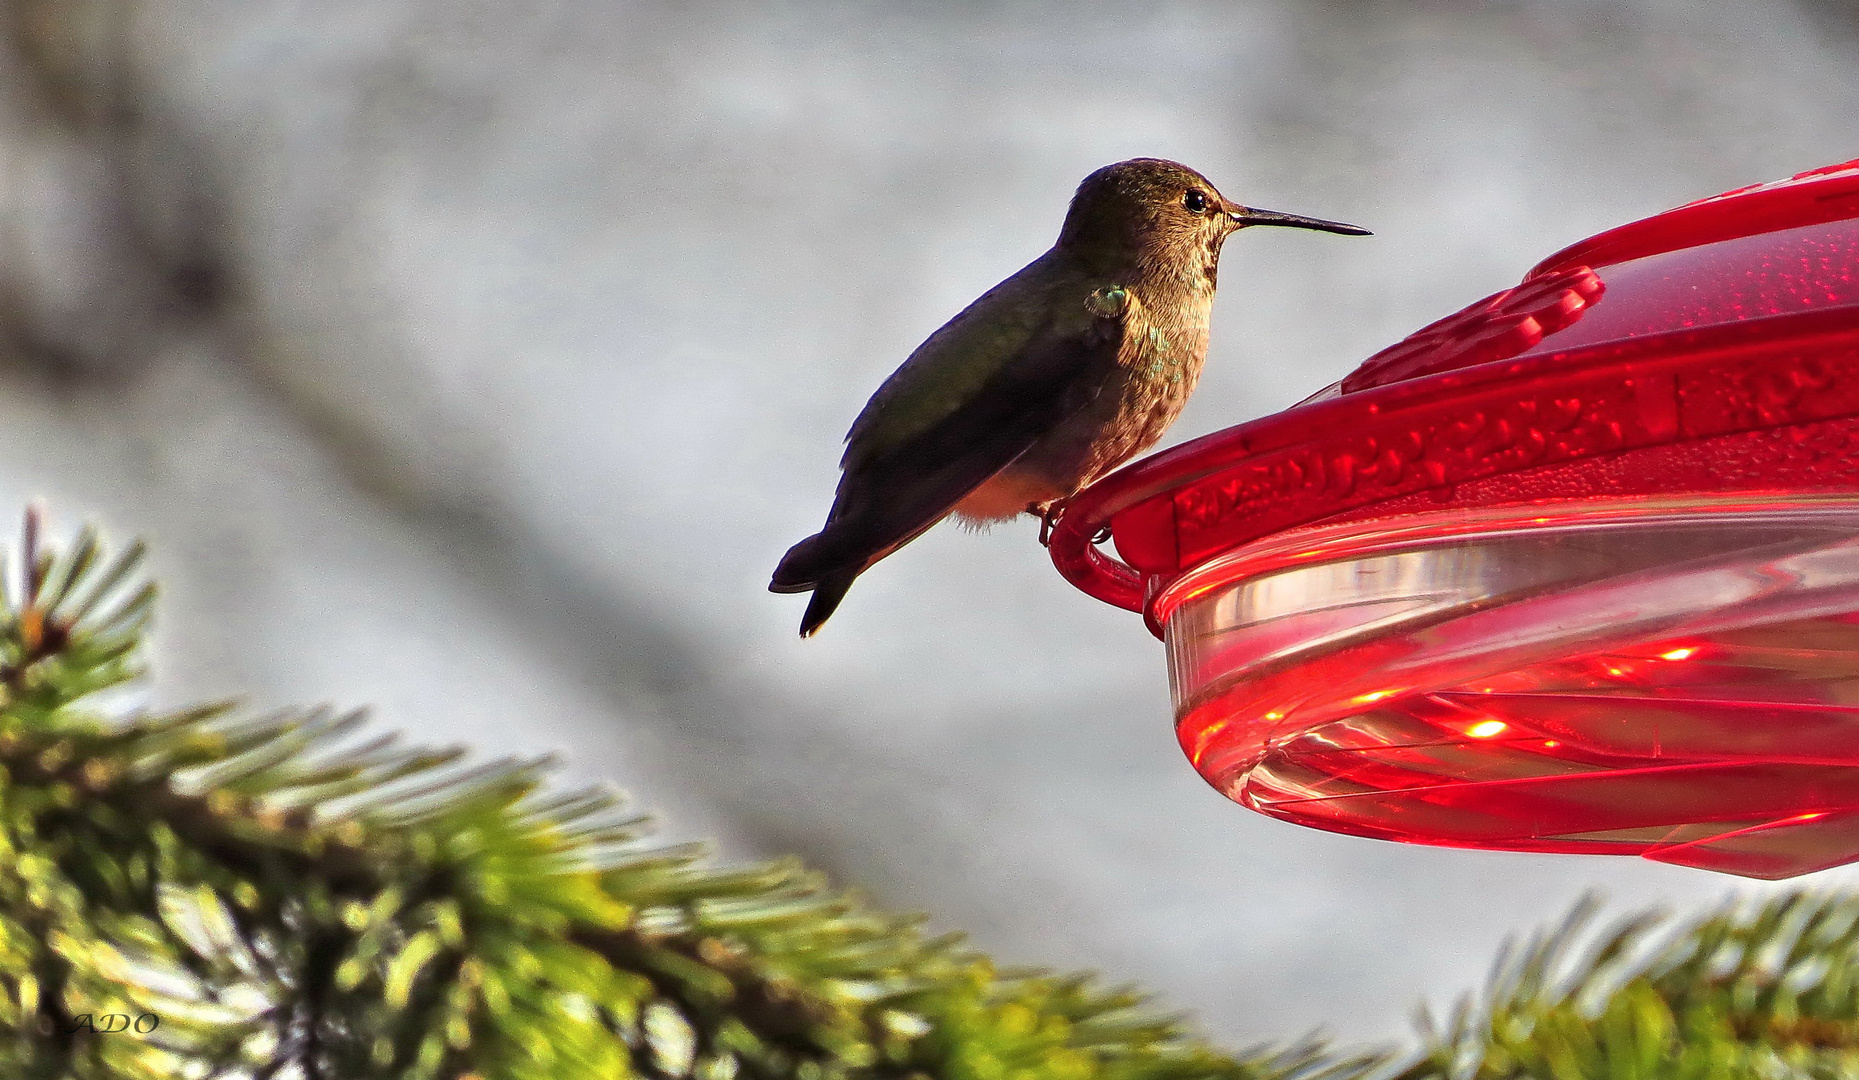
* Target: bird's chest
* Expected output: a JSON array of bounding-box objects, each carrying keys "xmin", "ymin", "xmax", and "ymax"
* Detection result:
[
  {"xmin": 1010, "ymin": 282, "xmax": 1215, "ymax": 494},
  {"xmin": 1117, "ymin": 289, "xmax": 1211, "ymax": 424}
]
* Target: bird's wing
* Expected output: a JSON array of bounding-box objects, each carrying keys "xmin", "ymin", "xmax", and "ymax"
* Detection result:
[
  {"xmin": 771, "ymin": 266, "xmax": 1129, "ymax": 591},
  {"xmin": 842, "ymin": 250, "xmax": 1071, "ymax": 467}
]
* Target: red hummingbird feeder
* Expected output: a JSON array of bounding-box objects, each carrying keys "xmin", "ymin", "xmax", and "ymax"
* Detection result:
[{"xmin": 1048, "ymin": 159, "xmax": 1859, "ymax": 879}]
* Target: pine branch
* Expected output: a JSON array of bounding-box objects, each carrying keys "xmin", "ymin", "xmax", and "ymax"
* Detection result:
[
  {"xmin": 1396, "ymin": 891, "xmax": 1859, "ymax": 1079},
  {"xmin": 0, "ymin": 513, "xmax": 1350, "ymax": 1080}
]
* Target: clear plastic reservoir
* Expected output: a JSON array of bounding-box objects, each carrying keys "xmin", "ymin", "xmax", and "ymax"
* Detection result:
[{"xmin": 1162, "ymin": 495, "xmax": 1859, "ymax": 878}]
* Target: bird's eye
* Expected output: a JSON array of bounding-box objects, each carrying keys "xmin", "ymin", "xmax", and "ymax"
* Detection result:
[{"xmin": 1182, "ymin": 189, "xmax": 1209, "ymax": 214}]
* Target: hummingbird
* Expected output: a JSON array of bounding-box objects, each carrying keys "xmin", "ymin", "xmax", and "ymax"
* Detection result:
[{"xmin": 771, "ymin": 158, "xmax": 1369, "ymax": 637}]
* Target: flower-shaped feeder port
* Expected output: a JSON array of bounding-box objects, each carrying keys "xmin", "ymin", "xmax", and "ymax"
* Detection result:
[{"xmin": 1048, "ymin": 159, "xmax": 1859, "ymax": 880}]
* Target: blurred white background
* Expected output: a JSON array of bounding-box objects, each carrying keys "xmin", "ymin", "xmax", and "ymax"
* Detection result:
[{"xmin": 2, "ymin": 0, "xmax": 1858, "ymax": 1051}]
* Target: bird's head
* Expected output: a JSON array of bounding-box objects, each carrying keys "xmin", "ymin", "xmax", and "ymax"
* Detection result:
[{"xmin": 1056, "ymin": 158, "xmax": 1369, "ymax": 282}]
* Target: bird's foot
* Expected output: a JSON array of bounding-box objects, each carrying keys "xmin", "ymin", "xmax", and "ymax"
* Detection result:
[
  {"xmin": 1030, "ymin": 500, "xmax": 1108, "ymax": 547},
  {"xmin": 1033, "ymin": 502, "xmax": 1064, "ymax": 547}
]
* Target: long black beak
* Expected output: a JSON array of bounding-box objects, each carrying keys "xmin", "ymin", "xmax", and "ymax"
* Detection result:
[{"xmin": 1228, "ymin": 205, "xmax": 1371, "ymax": 236}]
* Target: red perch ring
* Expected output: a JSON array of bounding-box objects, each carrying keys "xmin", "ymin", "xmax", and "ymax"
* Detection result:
[{"xmin": 1048, "ymin": 159, "xmax": 1859, "ymax": 879}]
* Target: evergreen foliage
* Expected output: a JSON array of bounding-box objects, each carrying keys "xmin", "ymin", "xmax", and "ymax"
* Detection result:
[
  {"xmin": 0, "ymin": 514, "xmax": 1359, "ymax": 1079},
  {"xmin": 1397, "ymin": 893, "xmax": 1859, "ymax": 1079},
  {"xmin": 2, "ymin": 513, "xmax": 1859, "ymax": 1079}
]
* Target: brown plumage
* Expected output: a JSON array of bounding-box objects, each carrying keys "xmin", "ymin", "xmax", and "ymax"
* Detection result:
[{"xmin": 771, "ymin": 158, "xmax": 1368, "ymax": 636}]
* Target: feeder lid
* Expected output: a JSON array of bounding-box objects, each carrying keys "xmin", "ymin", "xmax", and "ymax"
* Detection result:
[{"xmin": 1049, "ymin": 158, "xmax": 1859, "ymax": 627}]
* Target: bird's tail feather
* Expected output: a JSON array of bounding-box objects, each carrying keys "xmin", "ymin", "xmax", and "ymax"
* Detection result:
[
  {"xmin": 773, "ymin": 514, "xmax": 949, "ymax": 635},
  {"xmin": 770, "ymin": 527, "xmax": 865, "ymax": 636},
  {"xmin": 799, "ymin": 570, "xmax": 857, "ymax": 637},
  {"xmin": 769, "ymin": 530, "xmax": 848, "ymax": 594}
]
